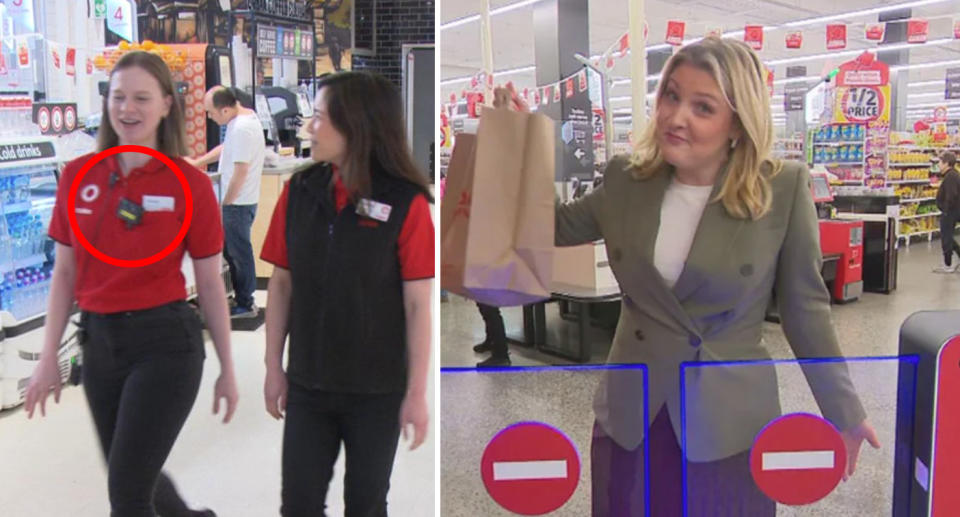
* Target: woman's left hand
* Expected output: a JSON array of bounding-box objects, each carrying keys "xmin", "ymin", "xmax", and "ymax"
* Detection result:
[
  {"xmin": 214, "ymin": 369, "xmax": 239, "ymax": 424},
  {"xmin": 399, "ymin": 392, "xmax": 429, "ymax": 451},
  {"xmin": 841, "ymin": 418, "xmax": 881, "ymax": 481}
]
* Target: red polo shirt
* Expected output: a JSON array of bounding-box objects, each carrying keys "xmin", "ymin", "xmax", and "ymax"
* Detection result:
[
  {"xmin": 48, "ymin": 153, "xmax": 223, "ymax": 313},
  {"xmin": 261, "ymin": 176, "xmax": 434, "ymax": 280}
]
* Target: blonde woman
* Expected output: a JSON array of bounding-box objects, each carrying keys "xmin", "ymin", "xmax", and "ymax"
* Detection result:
[{"xmin": 495, "ymin": 37, "xmax": 879, "ymax": 515}]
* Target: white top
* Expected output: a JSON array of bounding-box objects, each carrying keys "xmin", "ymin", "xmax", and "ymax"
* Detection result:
[
  {"xmin": 218, "ymin": 112, "xmax": 266, "ymax": 206},
  {"xmin": 654, "ymin": 177, "xmax": 714, "ymax": 288}
]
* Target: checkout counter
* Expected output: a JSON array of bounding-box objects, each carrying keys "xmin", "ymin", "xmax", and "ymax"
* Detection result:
[{"xmin": 251, "ymin": 156, "xmax": 313, "ymax": 286}]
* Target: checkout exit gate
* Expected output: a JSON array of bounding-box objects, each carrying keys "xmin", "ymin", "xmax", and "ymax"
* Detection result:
[{"xmin": 440, "ymin": 311, "xmax": 960, "ymax": 516}]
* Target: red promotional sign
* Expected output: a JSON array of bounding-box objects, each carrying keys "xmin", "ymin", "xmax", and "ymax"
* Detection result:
[
  {"xmin": 954, "ymin": 19, "xmax": 960, "ymax": 39},
  {"xmin": 908, "ymin": 19, "xmax": 929, "ymax": 44},
  {"xmin": 865, "ymin": 23, "xmax": 886, "ymax": 42},
  {"xmin": 481, "ymin": 422, "xmax": 580, "ymax": 515},
  {"xmin": 449, "ymin": 93, "xmax": 456, "ymax": 104},
  {"xmin": 785, "ymin": 30, "xmax": 803, "ymax": 49},
  {"xmin": 533, "ymin": 89, "xmax": 541, "ymax": 105},
  {"xmin": 565, "ymin": 78, "xmax": 574, "ymax": 99},
  {"xmin": 744, "ymin": 25, "xmax": 764, "ymax": 50},
  {"xmin": 666, "ymin": 20, "xmax": 685, "ymax": 46},
  {"xmin": 66, "ymin": 47, "xmax": 76, "ymax": 77},
  {"xmin": 618, "ymin": 33, "xmax": 629, "ymax": 55},
  {"xmin": 750, "ymin": 413, "xmax": 847, "ymax": 506},
  {"xmin": 826, "ymin": 24, "xmax": 847, "ymax": 50},
  {"xmin": 51, "ymin": 48, "xmax": 61, "ymax": 69},
  {"xmin": 836, "ymin": 52, "xmax": 890, "ymax": 87},
  {"xmin": 931, "ymin": 336, "xmax": 960, "ymax": 515},
  {"xmin": 86, "ymin": 57, "xmax": 93, "ymax": 75}
]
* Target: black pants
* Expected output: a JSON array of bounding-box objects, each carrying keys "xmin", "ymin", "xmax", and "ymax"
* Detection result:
[
  {"xmin": 81, "ymin": 301, "xmax": 206, "ymax": 517},
  {"xmin": 477, "ymin": 303, "xmax": 507, "ymax": 357},
  {"xmin": 940, "ymin": 211, "xmax": 960, "ymax": 266},
  {"xmin": 281, "ymin": 383, "xmax": 404, "ymax": 517}
]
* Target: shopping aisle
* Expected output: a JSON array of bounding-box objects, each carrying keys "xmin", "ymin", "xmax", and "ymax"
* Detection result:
[
  {"xmin": 441, "ymin": 241, "xmax": 960, "ymax": 366},
  {"xmin": 0, "ymin": 291, "xmax": 435, "ymax": 517}
]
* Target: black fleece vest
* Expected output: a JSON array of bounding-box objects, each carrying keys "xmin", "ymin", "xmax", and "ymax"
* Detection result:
[{"xmin": 285, "ymin": 163, "xmax": 418, "ymax": 393}]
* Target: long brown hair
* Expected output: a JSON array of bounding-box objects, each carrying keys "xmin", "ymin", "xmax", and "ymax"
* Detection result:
[
  {"xmin": 316, "ymin": 71, "xmax": 433, "ymax": 202},
  {"xmin": 96, "ymin": 51, "xmax": 188, "ymax": 156}
]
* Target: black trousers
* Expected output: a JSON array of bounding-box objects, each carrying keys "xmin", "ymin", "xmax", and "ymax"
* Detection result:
[
  {"xmin": 280, "ymin": 383, "xmax": 404, "ymax": 517},
  {"xmin": 81, "ymin": 301, "xmax": 206, "ymax": 517},
  {"xmin": 476, "ymin": 302, "xmax": 508, "ymax": 357},
  {"xmin": 940, "ymin": 211, "xmax": 960, "ymax": 266}
]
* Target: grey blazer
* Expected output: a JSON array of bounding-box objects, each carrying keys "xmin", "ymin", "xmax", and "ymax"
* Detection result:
[{"xmin": 557, "ymin": 156, "xmax": 866, "ymax": 462}]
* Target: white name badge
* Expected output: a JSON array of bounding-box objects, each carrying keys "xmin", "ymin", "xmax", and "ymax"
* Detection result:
[
  {"xmin": 142, "ymin": 195, "xmax": 175, "ymax": 212},
  {"xmin": 356, "ymin": 198, "xmax": 392, "ymax": 222}
]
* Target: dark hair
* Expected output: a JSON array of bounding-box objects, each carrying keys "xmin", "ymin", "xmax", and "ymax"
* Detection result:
[
  {"xmin": 316, "ymin": 71, "xmax": 433, "ymax": 202},
  {"xmin": 211, "ymin": 86, "xmax": 239, "ymax": 109},
  {"xmin": 97, "ymin": 51, "xmax": 187, "ymax": 156},
  {"xmin": 942, "ymin": 152, "xmax": 957, "ymax": 167}
]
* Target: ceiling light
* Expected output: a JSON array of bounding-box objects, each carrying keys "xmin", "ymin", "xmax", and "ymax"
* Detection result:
[{"xmin": 782, "ymin": 0, "xmax": 948, "ymax": 28}]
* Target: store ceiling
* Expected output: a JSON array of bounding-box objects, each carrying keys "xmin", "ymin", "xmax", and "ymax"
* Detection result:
[{"xmin": 439, "ymin": 0, "xmax": 960, "ymax": 113}]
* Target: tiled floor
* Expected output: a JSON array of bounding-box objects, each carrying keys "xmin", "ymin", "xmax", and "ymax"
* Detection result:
[
  {"xmin": 441, "ymin": 240, "xmax": 960, "ymax": 516},
  {"xmin": 0, "ymin": 290, "xmax": 436, "ymax": 517}
]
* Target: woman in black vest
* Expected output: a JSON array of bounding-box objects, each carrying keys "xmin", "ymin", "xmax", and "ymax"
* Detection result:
[{"xmin": 260, "ymin": 72, "xmax": 434, "ymax": 516}]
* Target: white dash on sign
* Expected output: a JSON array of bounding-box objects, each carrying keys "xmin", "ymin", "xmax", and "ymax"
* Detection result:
[
  {"xmin": 762, "ymin": 451, "xmax": 835, "ymax": 471},
  {"xmin": 493, "ymin": 460, "xmax": 568, "ymax": 481}
]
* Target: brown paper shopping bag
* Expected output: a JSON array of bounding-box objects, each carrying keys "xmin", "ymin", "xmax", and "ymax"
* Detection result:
[{"xmin": 440, "ymin": 107, "xmax": 555, "ymax": 306}]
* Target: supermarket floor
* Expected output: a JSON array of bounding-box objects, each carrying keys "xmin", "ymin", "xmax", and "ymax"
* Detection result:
[
  {"xmin": 0, "ymin": 290, "xmax": 436, "ymax": 517},
  {"xmin": 441, "ymin": 239, "xmax": 960, "ymax": 367}
]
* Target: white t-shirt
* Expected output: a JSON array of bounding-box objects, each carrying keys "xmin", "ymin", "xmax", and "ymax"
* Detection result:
[
  {"xmin": 218, "ymin": 112, "xmax": 266, "ymax": 206},
  {"xmin": 653, "ymin": 177, "xmax": 714, "ymax": 288}
]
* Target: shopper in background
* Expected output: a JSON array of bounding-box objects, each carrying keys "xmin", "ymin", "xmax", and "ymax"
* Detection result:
[
  {"xmin": 23, "ymin": 51, "xmax": 236, "ymax": 517},
  {"xmin": 260, "ymin": 71, "xmax": 433, "ymax": 517},
  {"xmin": 934, "ymin": 151, "xmax": 960, "ymax": 273},
  {"xmin": 474, "ymin": 303, "xmax": 509, "ymax": 367},
  {"xmin": 191, "ymin": 86, "xmax": 266, "ymax": 317},
  {"xmin": 495, "ymin": 37, "xmax": 878, "ymax": 516}
]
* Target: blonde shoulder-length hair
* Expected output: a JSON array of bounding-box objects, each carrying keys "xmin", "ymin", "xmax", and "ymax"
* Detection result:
[{"xmin": 629, "ymin": 36, "xmax": 782, "ymax": 220}]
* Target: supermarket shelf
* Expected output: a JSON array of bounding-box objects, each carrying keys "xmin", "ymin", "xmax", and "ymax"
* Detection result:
[
  {"xmin": 887, "ymin": 179, "xmax": 930, "ymax": 184},
  {"xmin": 898, "ymin": 229, "xmax": 939, "ymax": 239},
  {"xmin": 888, "ymin": 145, "xmax": 960, "ymax": 151},
  {"xmin": 901, "ymin": 197, "xmax": 937, "ymax": 203},
  {"xmin": 1, "ymin": 201, "xmax": 30, "ymax": 214},
  {"xmin": 815, "ymin": 162, "xmax": 863, "ymax": 166},
  {"xmin": 888, "ymin": 163, "xmax": 932, "ymax": 167},
  {"xmin": 814, "ymin": 141, "xmax": 864, "ymax": 147},
  {"xmin": 0, "ymin": 253, "xmax": 46, "ymax": 275},
  {"xmin": 900, "ymin": 212, "xmax": 942, "ymax": 220}
]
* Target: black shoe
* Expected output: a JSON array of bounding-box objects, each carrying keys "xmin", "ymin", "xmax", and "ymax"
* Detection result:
[
  {"xmin": 473, "ymin": 340, "xmax": 492, "ymax": 353},
  {"xmin": 477, "ymin": 355, "xmax": 511, "ymax": 368}
]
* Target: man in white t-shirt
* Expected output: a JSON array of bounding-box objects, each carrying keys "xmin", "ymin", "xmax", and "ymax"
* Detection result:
[{"xmin": 190, "ymin": 86, "xmax": 266, "ymax": 318}]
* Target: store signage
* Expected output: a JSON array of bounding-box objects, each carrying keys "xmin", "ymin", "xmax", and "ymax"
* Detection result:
[
  {"xmin": 744, "ymin": 25, "xmax": 764, "ymax": 50},
  {"xmin": 0, "ymin": 141, "xmax": 55, "ymax": 163},
  {"xmin": 593, "ymin": 107, "xmax": 605, "ymax": 143},
  {"xmin": 784, "ymin": 83, "xmax": 807, "ymax": 112},
  {"xmin": 839, "ymin": 87, "xmax": 885, "ymax": 122},
  {"xmin": 907, "ymin": 19, "xmax": 929, "ymax": 44},
  {"xmin": 16, "ymin": 37, "xmax": 29, "ymax": 69},
  {"xmin": 836, "ymin": 52, "xmax": 890, "ymax": 87},
  {"xmin": 946, "ymin": 68, "xmax": 960, "ymax": 100},
  {"xmin": 93, "ymin": 0, "xmax": 106, "ymax": 19},
  {"xmin": 865, "ymin": 23, "xmax": 886, "ymax": 42},
  {"xmin": 578, "ymin": 71, "xmax": 587, "ymax": 93},
  {"xmin": 565, "ymin": 78, "xmax": 574, "ymax": 99},
  {"xmin": 666, "ymin": 21, "xmax": 685, "ymax": 46},
  {"xmin": 481, "ymin": 422, "xmax": 580, "ymax": 515},
  {"xmin": 257, "ymin": 25, "xmax": 277, "ymax": 56},
  {"xmin": 33, "ymin": 103, "xmax": 77, "ymax": 135},
  {"xmin": 257, "ymin": 24, "xmax": 312, "ymax": 59},
  {"xmin": 826, "ymin": 24, "xmax": 847, "ymax": 50},
  {"xmin": 65, "ymin": 47, "xmax": 76, "ymax": 77},
  {"xmin": 750, "ymin": 413, "xmax": 847, "ymax": 506},
  {"xmin": 106, "ymin": 0, "xmax": 134, "ymax": 43},
  {"xmin": 785, "ymin": 30, "xmax": 803, "ymax": 49}
]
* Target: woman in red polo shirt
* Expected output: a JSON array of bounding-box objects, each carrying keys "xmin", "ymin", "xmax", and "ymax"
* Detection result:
[
  {"xmin": 24, "ymin": 51, "xmax": 236, "ymax": 517},
  {"xmin": 260, "ymin": 71, "xmax": 433, "ymax": 516}
]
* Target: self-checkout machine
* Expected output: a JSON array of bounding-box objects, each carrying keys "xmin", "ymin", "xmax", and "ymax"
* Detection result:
[{"xmin": 894, "ymin": 311, "xmax": 960, "ymax": 516}]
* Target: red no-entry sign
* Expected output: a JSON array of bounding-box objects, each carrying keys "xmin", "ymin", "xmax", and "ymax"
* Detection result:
[
  {"xmin": 750, "ymin": 413, "xmax": 847, "ymax": 506},
  {"xmin": 480, "ymin": 421, "xmax": 580, "ymax": 515}
]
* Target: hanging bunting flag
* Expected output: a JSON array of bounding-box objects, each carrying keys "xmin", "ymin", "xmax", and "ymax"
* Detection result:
[
  {"xmin": 533, "ymin": 88, "xmax": 541, "ymax": 105},
  {"xmin": 66, "ymin": 47, "xmax": 76, "ymax": 77},
  {"xmin": 51, "ymin": 45, "xmax": 61, "ymax": 69},
  {"xmin": 826, "ymin": 24, "xmax": 847, "ymax": 50},
  {"xmin": 907, "ymin": 19, "xmax": 929, "ymax": 44},
  {"xmin": 542, "ymin": 86, "xmax": 550, "ymax": 105},
  {"xmin": 744, "ymin": 25, "xmax": 764, "ymax": 51},
  {"xmin": 86, "ymin": 56, "xmax": 93, "ymax": 75},
  {"xmin": 17, "ymin": 37, "xmax": 30, "ymax": 69},
  {"xmin": 565, "ymin": 77, "xmax": 575, "ymax": 99},
  {"xmin": 766, "ymin": 67, "xmax": 774, "ymax": 97},
  {"xmin": 522, "ymin": 87, "xmax": 529, "ymax": 102},
  {"xmin": 705, "ymin": 25, "xmax": 724, "ymax": 38},
  {"xmin": 666, "ymin": 21, "xmax": 686, "ymax": 46},
  {"xmin": 470, "ymin": 75, "xmax": 478, "ymax": 90},
  {"xmin": 577, "ymin": 70, "xmax": 587, "ymax": 92},
  {"xmin": 618, "ymin": 33, "xmax": 629, "ymax": 55},
  {"xmin": 553, "ymin": 83, "xmax": 562, "ymax": 103},
  {"xmin": 449, "ymin": 93, "xmax": 456, "ymax": 104},
  {"xmin": 486, "ymin": 73, "xmax": 494, "ymax": 90},
  {"xmin": 865, "ymin": 23, "xmax": 886, "ymax": 42},
  {"xmin": 0, "ymin": 54, "xmax": 7, "ymax": 76},
  {"xmin": 954, "ymin": 18, "xmax": 960, "ymax": 39},
  {"xmin": 785, "ymin": 30, "xmax": 803, "ymax": 49}
]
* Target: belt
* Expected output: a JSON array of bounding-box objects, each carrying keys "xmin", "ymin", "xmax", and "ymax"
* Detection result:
[{"xmin": 83, "ymin": 300, "xmax": 188, "ymax": 319}]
